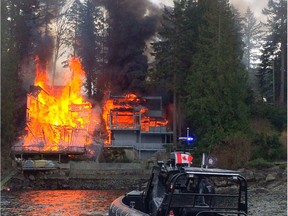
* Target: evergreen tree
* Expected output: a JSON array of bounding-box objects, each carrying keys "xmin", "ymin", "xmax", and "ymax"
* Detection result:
[
  {"xmin": 257, "ymin": 39, "xmax": 276, "ymax": 101},
  {"xmin": 258, "ymin": 0, "xmax": 287, "ymax": 105},
  {"xmin": 185, "ymin": 0, "xmax": 249, "ymax": 150},
  {"xmin": 1, "ymin": 0, "xmax": 38, "ymax": 172},
  {"xmin": 65, "ymin": 0, "xmax": 82, "ymax": 57},
  {"xmin": 151, "ymin": 0, "xmax": 200, "ymax": 144},
  {"xmin": 34, "ymin": 0, "xmax": 65, "ymax": 68},
  {"xmin": 76, "ymin": 0, "xmax": 106, "ymax": 97},
  {"xmin": 242, "ymin": 7, "xmax": 264, "ymax": 88},
  {"xmin": 2, "ymin": 0, "xmax": 38, "ymax": 138},
  {"xmin": 2, "ymin": 0, "xmax": 18, "ymax": 145}
]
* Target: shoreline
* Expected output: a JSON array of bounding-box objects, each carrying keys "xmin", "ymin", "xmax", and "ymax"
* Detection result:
[
  {"xmin": 2, "ymin": 163, "xmax": 287, "ymax": 215},
  {"xmin": 2, "ymin": 162, "xmax": 286, "ymax": 191}
]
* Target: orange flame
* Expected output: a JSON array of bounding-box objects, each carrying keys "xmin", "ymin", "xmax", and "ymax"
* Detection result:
[
  {"xmin": 102, "ymin": 93, "xmax": 169, "ymax": 145},
  {"xmin": 21, "ymin": 57, "xmax": 96, "ymax": 153}
]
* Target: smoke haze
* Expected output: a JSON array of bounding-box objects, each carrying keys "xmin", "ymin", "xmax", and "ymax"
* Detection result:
[
  {"xmin": 230, "ymin": 0, "xmax": 268, "ymax": 22},
  {"xmin": 150, "ymin": 0, "xmax": 269, "ymax": 22}
]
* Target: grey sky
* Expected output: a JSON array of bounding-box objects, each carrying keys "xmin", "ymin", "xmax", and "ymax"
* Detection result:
[{"xmin": 149, "ymin": 0, "xmax": 269, "ymax": 22}]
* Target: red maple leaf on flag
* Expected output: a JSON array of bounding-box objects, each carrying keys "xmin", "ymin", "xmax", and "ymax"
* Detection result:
[{"xmin": 175, "ymin": 153, "xmax": 193, "ymax": 164}]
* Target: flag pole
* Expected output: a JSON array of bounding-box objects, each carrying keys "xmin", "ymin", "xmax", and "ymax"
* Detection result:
[
  {"xmin": 184, "ymin": 127, "xmax": 189, "ymax": 153},
  {"xmin": 201, "ymin": 153, "xmax": 206, "ymax": 168}
]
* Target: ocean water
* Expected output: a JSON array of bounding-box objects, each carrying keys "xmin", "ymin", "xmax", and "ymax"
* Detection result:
[{"xmin": 1, "ymin": 189, "xmax": 125, "ymax": 216}]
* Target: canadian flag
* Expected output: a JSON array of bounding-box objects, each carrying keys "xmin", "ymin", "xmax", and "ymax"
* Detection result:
[{"xmin": 175, "ymin": 153, "xmax": 193, "ymax": 164}]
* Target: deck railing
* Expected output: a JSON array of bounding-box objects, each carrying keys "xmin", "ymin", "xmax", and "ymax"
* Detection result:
[
  {"xmin": 110, "ymin": 142, "xmax": 172, "ymax": 151},
  {"xmin": 11, "ymin": 145, "xmax": 85, "ymax": 154}
]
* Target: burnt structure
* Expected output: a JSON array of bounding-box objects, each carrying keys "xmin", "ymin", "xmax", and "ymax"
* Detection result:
[
  {"xmin": 104, "ymin": 95, "xmax": 173, "ymax": 159},
  {"xmin": 12, "ymin": 85, "xmax": 92, "ymax": 162}
]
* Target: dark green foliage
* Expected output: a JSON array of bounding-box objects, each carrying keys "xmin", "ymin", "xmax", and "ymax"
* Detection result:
[
  {"xmin": 251, "ymin": 133, "xmax": 286, "ymax": 161},
  {"xmin": 151, "ymin": 0, "xmax": 200, "ymax": 96},
  {"xmin": 257, "ymin": 0, "xmax": 287, "ymax": 105},
  {"xmin": 151, "ymin": 0, "xmax": 203, "ymax": 142},
  {"xmin": 1, "ymin": 54, "xmax": 18, "ymax": 144},
  {"xmin": 1, "ymin": 0, "xmax": 37, "ymax": 144},
  {"xmin": 1, "ymin": 0, "xmax": 38, "ymax": 172},
  {"xmin": 252, "ymin": 104, "xmax": 287, "ymax": 131},
  {"xmin": 257, "ymin": 39, "xmax": 277, "ymax": 101},
  {"xmin": 151, "ymin": 0, "xmax": 252, "ymax": 152},
  {"xmin": 184, "ymin": 0, "xmax": 249, "ymax": 149},
  {"xmin": 246, "ymin": 158, "xmax": 273, "ymax": 168}
]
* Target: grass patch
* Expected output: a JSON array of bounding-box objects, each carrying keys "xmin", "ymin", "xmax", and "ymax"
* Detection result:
[{"xmin": 246, "ymin": 158, "xmax": 273, "ymax": 168}]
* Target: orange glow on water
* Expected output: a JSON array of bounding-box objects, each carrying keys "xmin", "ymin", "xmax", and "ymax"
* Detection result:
[{"xmin": 2, "ymin": 190, "xmax": 124, "ymax": 216}]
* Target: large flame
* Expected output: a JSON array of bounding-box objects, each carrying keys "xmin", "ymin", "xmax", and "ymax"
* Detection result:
[
  {"xmin": 102, "ymin": 93, "xmax": 168, "ymax": 145},
  {"xmin": 20, "ymin": 57, "xmax": 95, "ymax": 152}
]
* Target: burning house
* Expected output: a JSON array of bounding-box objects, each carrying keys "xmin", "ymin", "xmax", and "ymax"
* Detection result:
[
  {"xmin": 12, "ymin": 57, "xmax": 97, "ymax": 162},
  {"xmin": 103, "ymin": 94, "xmax": 173, "ymax": 159},
  {"xmin": 12, "ymin": 55, "xmax": 172, "ymax": 164}
]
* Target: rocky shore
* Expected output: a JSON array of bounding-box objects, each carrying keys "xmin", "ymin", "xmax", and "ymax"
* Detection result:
[
  {"xmin": 248, "ymin": 180, "xmax": 287, "ymax": 216},
  {"xmin": 241, "ymin": 166, "xmax": 287, "ymax": 216},
  {"xmin": 5, "ymin": 169, "xmax": 151, "ymax": 191}
]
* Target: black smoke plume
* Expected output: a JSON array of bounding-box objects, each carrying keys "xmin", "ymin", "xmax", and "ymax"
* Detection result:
[
  {"xmin": 35, "ymin": 33, "xmax": 54, "ymax": 69},
  {"xmin": 102, "ymin": 0, "xmax": 161, "ymax": 95}
]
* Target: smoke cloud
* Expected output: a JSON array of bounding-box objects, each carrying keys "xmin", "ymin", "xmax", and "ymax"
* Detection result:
[
  {"xmin": 102, "ymin": 0, "xmax": 161, "ymax": 95},
  {"xmin": 230, "ymin": 0, "xmax": 268, "ymax": 22}
]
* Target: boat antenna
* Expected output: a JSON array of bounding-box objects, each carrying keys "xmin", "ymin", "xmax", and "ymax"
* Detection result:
[
  {"xmin": 178, "ymin": 127, "xmax": 194, "ymax": 153},
  {"xmin": 184, "ymin": 127, "xmax": 189, "ymax": 153}
]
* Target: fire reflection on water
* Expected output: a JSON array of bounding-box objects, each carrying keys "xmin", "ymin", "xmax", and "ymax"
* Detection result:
[{"xmin": 1, "ymin": 190, "xmax": 124, "ymax": 216}]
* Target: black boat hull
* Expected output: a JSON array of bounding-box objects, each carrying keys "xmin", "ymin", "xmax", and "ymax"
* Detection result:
[{"xmin": 109, "ymin": 195, "xmax": 149, "ymax": 216}]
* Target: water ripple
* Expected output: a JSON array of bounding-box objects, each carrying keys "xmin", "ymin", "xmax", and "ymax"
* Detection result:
[{"xmin": 1, "ymin": 190, "xmax": 124, "ymax": 216}]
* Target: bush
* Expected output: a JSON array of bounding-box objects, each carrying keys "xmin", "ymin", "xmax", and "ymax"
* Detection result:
[
  {"xmin": 252, "ymin": 104, "xmax": 287, "ymax": 131},
  {"xmin": 251, "ymin": 133, "xmax": 286, "ymax": 161},
  {"xmin": 246, "ymin": 158, "xmax": 273, "ymax": 168},
  {"xmin": 164, "ymin": 143, "xmax": 175, "ymax": 153},
  {"xmin": 211, "ymin": 132, "xmax": 252, "ymax": 169}
]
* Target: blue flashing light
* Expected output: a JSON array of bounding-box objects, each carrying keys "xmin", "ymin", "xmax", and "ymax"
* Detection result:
[
  {"xmin": 178, "ymin": 135, "xmax": 196, "ymax": 144},
  {"xmin": 187, "ymin": 137, "xmax": 194, "ymax": 142}
]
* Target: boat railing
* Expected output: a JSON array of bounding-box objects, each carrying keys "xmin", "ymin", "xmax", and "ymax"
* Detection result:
[
  {"xmin": 164, "ymin": 172, "xmax": 247, "ymax": 215},
  {"xmin": 169, "ymin": 192, "xmax": 239, "ymax": 209}
]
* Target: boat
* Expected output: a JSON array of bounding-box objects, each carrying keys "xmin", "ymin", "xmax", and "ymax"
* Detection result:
[{"xmin": 109, "ymin": 152, "xmax": 248, "ymax": 216}]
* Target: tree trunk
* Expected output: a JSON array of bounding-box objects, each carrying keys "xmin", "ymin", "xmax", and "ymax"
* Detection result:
[
  {"xmin": 173, "ymin": 73, "xmax": 177, "ymax": 149},
  {"xmin": 279, "ymin": 10, "xmax": 286, "ymax": 106},
  {"xmin": 52, "ymin": 48, "xmax": 58, "ymax": 86},
  {"xmin": 279, "ymin": 36, "xmax": 285, "ymax": 105}
]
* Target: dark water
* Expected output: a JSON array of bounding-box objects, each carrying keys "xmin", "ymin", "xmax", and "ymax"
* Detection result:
[{"xmin": 1, "ymin": 190, "xmax": 125, "ymax": 216}]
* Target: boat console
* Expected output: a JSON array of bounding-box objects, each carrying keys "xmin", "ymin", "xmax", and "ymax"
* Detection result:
[{"xmin": 109, "ymin": 153, "xmax": 248, "ymax": 216}]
